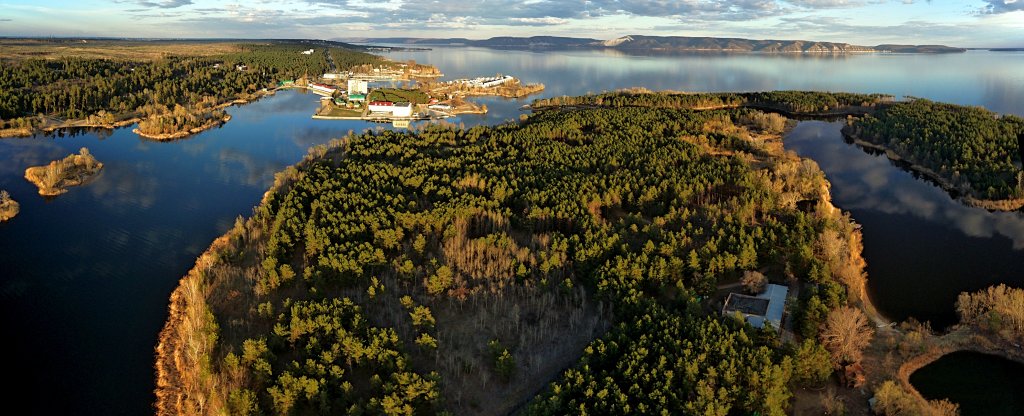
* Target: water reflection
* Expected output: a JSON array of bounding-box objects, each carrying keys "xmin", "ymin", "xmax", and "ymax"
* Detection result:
[
  {"xmin": 785, "ymin": 121, "xmax": 1024, "ymax": 327},
  {"xmin": 789, "ymin": 122, "xmax": 1024, "ymax": 248}
]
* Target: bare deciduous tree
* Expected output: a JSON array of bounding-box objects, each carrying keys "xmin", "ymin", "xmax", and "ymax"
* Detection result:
[
  {"xmin": 820, "ymin": 306, "xmax": 873, "ymax": 366},
  {"xmin": 741, "ymin": 270, "xmax": 767, "ymax": 294}
]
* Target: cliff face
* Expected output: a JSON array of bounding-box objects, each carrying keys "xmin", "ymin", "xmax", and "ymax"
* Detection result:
[
  {"xmin": 604, "ymin": 35, "xmax": 876, "ymax": 53},
  {"xmin": 354, "ymin": 36, "xmax": 962, "ymax": 54}
]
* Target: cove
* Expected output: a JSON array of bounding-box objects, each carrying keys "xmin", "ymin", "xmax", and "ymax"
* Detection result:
[{"xmin": 909, "ymin": 351, "xmax": 1024, "ymax": 415}]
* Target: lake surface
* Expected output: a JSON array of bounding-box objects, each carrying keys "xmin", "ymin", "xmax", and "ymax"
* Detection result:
[
  {"xmin": 909, "ymin": 351, "xmax": 1024, "ymax": 415},
  {"xmin": 1, "ymin": 47, "xmax": 1022, "ymax": 414}
]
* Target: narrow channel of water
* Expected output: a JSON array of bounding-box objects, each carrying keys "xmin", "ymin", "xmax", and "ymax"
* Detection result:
[
  {"xmin": 909, "ymin": 351, "xmax": 1024, "ymax": 415},
  {"xmin": 783, "ymin": 121, "xmax": 1024, "ymax": 328}
]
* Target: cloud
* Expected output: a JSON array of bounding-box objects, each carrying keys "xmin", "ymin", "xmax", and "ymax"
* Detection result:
[
  {"xmin": 0, "ymin": 18, "xmax": 12, "ymax": 22},
  {"xmin": 980, "ymin": 0, "xmax": 1024, "ymax": 14},
  {"xmin": 133, "ymin": 0, "xmax": 193, "ymax": 8},
  {"xmin": 786, "ymin": 0, "xmax": 864, "ymax": 7},
  {"xmin": 507, "ymin": 17, "xmax": 570, "ymax": 26}
]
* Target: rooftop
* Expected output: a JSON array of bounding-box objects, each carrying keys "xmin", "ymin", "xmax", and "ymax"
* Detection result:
[{"xmin": 722, "ymin": 283, "xmax": 789, "ymax": 329}]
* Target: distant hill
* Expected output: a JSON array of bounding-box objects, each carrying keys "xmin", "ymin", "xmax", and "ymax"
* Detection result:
[
  {"xmin": 874, "ymin": 44, "xmax": 966, "ymax": 53},
  {"xmin": 346, "ymin": 35, "xmax": 964, "ymax": 54}
]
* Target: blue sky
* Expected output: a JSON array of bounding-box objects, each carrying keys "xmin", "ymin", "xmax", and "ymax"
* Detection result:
[{"xmin": 1, "ymin": 1, "xmax": 1023, "ymax": 47}]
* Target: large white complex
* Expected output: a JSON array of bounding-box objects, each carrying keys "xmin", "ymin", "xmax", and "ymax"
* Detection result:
[
  {"xmin": 348, "ymin": 79, "xmax": 369, "ymax": 94},
  {"xmin": 368, "ymin": 101, "xmax": 413, "ymax": 118},
  {"xmin": 450, "ymin": 75, "xmax": 514, "ymax": 88}
]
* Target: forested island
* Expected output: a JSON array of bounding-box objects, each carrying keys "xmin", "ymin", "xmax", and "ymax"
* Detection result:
[
  {"xmin": 844, "ymin": 99, "xmax": 1024, "ymax": 210},
  {"xmin": 0, "ymin": 190, "xmax": 18, "ymax": 221},
  {"xmin": 0, "ymin": 39, "xmax": 396, "ymax": 139},
  {"xmin": 155, "ymin": 91, "xmax": 913, "ymax": 415},
  {"xmin": 24, "ymin": 148, "xmax": 103, "ymax": 196}
]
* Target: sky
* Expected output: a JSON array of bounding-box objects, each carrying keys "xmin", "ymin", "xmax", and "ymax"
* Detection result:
[{"xmin": 1, "ymin": 1, "xmax": 1023, "ymax": 48}]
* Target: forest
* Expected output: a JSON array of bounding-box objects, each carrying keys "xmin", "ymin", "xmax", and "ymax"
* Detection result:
[
  {"xmin": 0, "ymin": 41, "xmax": 387, "ymax": 137},
  {"xmin": 157, "ymin": 99, "xmax": 870, "ymax": 415},
  {"xmin": 847, "ymin": 99, "xmax": 1024, "ymax": 201},
  {"xmin": 532, "ymin": 89, "xmax": 894, "ymax": 115}
]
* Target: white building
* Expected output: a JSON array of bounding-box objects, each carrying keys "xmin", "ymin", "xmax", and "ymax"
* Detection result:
[
  {"xmin": 348, "ymin": 79, "xmax": 369, "ymax": 95},
  {"xmin": 308, "ymin": 83, "xmax": 338, "ymax": 96},
  {"xmin": 301, "ymin": 49, "xmax": 315, "ymax": 55},
  {"xmin": 450, "ymin": 75, "xmax": 514, "ymax": 88},
  {"xmin": 322, "ymin": 73, "xmax": 343, "ymax": 80},
  {"xmin": 368, "ymin": 101, "xmax": 413, "ymax": 118}
]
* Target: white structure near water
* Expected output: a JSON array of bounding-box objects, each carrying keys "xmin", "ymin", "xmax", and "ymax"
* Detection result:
[
  {"xmin": 450, "ymin": 74, "xmax": 514, "ymax": 88},
  {"xmin": 368, "ymin": 102, "xmax": 413, "ymax": 118},
  {"xmin": 722, "ymin": 283, "xmax": 789, "ymax": 329},
  {"xmin": 348, "ymin": 79, "xmax": 369, "ymax": 94}
]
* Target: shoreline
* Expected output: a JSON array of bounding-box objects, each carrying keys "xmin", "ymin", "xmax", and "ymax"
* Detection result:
[
  {"xmin": 894, "ymin": 326, "xmax": 1024, "ymax": 408},
  {"xmin": 154, "ymin": 140, "xmax": 349, "ymax": 415},
  {"xmin": 841, "ymin": 124, "xmax": 1024, "ymax": 212},
  {"xmin": 1, "ymin": 88, "xmax": 276, "ymax": 141}
]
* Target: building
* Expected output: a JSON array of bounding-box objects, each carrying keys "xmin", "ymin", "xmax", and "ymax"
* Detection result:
[
  {"xmin": 428, "ymin": 103, "xmax": 452, "ymax": 111},
  {"xmin": 368, "ymin": 101, "xmax": 413, "ymax": 118},
  {"xmin": 347, "ymin": 93, "xmax": 366, "ymax": 102},
  {"xmin": 450, "ymin": 75, "xmax": 514, "ymax": 88},
  {"xmin": 308, "ymin": 83, "xmax": 338, "ymax": 96},
  {"xmin": 722, "ymin": 283, "xmax": 789, "ymax": 329},
  {"xmin": 301, "ymin": 49, "xmax": 315, "ymax": 55},
  {"xmin": 348, "ymin": 79, "xmax": 369, "ymax": 95},
  {"xmin": 322, "ymin": 73, "xmax": 344, "ymax": 80}
]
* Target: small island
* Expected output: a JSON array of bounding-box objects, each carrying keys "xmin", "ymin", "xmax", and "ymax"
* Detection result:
[
  {"xmin": 24, "ymin": 147, "xmax": 104, "ymax": 196},
  {"xmin": 133, "ymin": 104, "xmax": 232, "ymax": 141},
  {"xmin": 0, "ymin": 190, "xmax": 19, "ymax": 221}
]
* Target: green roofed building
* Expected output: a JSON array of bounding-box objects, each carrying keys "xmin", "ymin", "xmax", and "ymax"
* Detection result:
[{"xmin": 348, "ymin": 93, "xmax": 366, "ymax": 102}]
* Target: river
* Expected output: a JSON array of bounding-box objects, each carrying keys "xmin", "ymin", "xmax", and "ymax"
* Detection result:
[{"xmin": 0, "ymin": 47, "xmax": 1021, "ymax": 414}]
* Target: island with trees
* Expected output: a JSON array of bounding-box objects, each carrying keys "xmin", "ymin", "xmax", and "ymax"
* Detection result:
[
  {"xmin": 0, "ymin": 190, "xmax": 18, "ymax": 222},
  {"xmin": 157, "ymin": 92, "xmax": 886, "ymax": 415},
  {"xmin": 844, "ymin": 99, "xmax": 1024, "ymax": 210},
  {"xmin": 24, "ymin": 147, "xmax": 103, "ymax": 196}
]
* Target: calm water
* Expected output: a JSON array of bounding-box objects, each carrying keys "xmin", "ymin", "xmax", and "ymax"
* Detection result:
[
  {"xmin": 1, "ymin": 48, "xmax": 1023, "ymax": 414},
  {"xmin": 910, "ymin": 351, "xmax": 1024, "ymax": 415}
]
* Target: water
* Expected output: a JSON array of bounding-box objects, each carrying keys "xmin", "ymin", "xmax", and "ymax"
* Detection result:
[
  {"xmin": 783, "ymin": 121, "xmax": 1024, "ymax": 328},
  {"xmin": 2, "ymin": 47, "xmax": 1023, "ymax": 414},
  {"xmin": 909, "ymin": 351, "xmax": 1024, "ymax": 415}
]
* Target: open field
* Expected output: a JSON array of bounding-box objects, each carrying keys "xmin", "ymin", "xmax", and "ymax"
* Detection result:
[{"xmin": 0, "ymin": 39, "xmax": 244, "ymax": 61}]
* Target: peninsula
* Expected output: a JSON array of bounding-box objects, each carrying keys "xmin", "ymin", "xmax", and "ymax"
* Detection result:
[
  {"xmin": 157, "ymin": 91, "xmax": 872, "ymax": 416},
  {"xmin": 24, "ymin": 148, "xmax": 104, "ymax": 196},
  {"xmin": 843, "ymin": 99, "xmax": 1024, "ymax": 210}
]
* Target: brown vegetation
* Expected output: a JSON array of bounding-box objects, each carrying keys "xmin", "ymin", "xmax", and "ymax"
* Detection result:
[
  {"xmin": 0, "ymin": 190, "xmax": 19, "ymax": 222},
  {"xmin": 23, "ymin": 148, "xmax": 103, "ymax": 196},
  {"xmin": 134, "ymin": 101, "xmax": 231, "ymax": 140},
  {"xmin": 956, "ymin": 284, "xmax": 1024, "ymax": 344},
  {"xmin": 821, "ymin": 306, "xmax": 874, "ymax": 366}
]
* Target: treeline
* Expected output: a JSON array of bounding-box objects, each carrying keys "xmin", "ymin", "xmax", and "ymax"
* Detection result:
[
  {"xmin": 529, "ymin": 300, "xmax": 793, "ymax": 415},
  {"xmin": 849, "ymin": 99, "xmax": 1024, "ymax": 200},
  {"xmin": 0, "ymin": 42, "xmax": 384, "ymax": 134},
  {"xmin": 160, "ymin": 104, "xmax": 866, "ymax": 414},
  {"xmin": 532, "ymin": 90, "xmax": 893, "ymax": 114}
]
